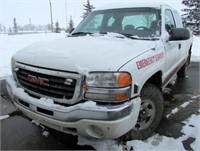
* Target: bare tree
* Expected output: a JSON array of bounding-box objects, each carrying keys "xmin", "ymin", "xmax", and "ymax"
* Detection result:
[{"xmin": 66, "ymin": 16, "xmax": 74, "ymax": 33}]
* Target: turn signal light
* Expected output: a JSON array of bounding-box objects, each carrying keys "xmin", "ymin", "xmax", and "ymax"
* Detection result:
[
  {"xmin": 117, "ymin": 73, "xmax": 131, "ymax": 87},
  {"xmin": 115, "ymin": 94, "xmax": 127, "ymax": 101}
]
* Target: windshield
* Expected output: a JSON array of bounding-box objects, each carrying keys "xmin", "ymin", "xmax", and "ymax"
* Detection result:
[{"xmin": 72, "ymin": 8, "xmax": 161, "ymax": 39}]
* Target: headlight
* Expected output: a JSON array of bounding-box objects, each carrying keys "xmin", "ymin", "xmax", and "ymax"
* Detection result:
[
  {"xmin": 85, "ymin": 72, "xmax": 132, "ymax": 102},
  {"xmin": 86, "ymin": 72, "xmax": 131, "ymax": 88}
]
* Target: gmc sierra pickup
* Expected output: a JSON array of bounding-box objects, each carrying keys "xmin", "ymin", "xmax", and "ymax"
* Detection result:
[{"xmin": 7, "ymin": 2, "xmax": 192, "ymax": 140}]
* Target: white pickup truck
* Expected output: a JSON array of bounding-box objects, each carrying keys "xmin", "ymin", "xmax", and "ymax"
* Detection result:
[{"xmin": 7, "ymin": 2, "xmax": 192, "ymax": 140}]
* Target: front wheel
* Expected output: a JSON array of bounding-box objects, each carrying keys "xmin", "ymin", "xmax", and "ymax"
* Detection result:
[{"xmin": 122, "ymin": 84, "xmax": 164, "ymax": 140}]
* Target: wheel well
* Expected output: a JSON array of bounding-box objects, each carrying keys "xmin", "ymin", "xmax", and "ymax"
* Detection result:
[
  {"xmin": 188, "ymin": 45, "xmax": 192, "ymax": 65},
  {"xmin": 146, "ymin": 71, "xmax": 162, "ymax": 90}
]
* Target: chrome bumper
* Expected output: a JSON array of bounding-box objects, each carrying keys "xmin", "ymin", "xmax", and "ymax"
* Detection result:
[{"xmin": 6, "ymin": 76, "xmax": 141, "ymax": 139}]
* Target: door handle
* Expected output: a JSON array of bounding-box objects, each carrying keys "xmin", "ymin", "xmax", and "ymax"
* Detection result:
[{"xmin": 178, "ymin": 43, "xmax": 181, "ymax": 49}]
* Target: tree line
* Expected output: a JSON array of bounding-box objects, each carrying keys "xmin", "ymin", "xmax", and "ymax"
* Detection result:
[
  {"xmin": 182, "ymin": 0, "xmax": 199, "ymax": 35},
  {"xmin": 0, "ymin": 0, "xmax": 94, "ymax": 34}
]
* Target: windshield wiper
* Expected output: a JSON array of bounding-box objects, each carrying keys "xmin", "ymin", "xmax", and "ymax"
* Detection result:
[
  {"xmin": 70, "ymin": 32, "xmax": 93, "ymax": 36},
  {"xmin": 136, "ymin": 37, "xmax": 160, "ymax": 41},
  {"xmin": 120, "ymin": 33, "xmax": 140, "ymax": 40},
  {"xmin": 120, "ymin": 33, "xmax": 159, "ymax": 41}
]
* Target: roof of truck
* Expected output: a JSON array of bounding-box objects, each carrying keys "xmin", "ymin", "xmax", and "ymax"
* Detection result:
[{"xmin": 95, "ymin": 2, "xmax": 171, "ymax": 11}]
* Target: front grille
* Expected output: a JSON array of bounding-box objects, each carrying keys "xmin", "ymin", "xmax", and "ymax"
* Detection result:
[{"xmin": 16, "ymin": 68, "xmax": 76, "ymax": 99}]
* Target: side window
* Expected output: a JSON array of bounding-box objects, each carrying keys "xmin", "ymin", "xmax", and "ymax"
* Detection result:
[
  {"xmin": 173, "ymin": 11, "xmax": 183, "ymax": 28},
  {"xmin": 165, "ymin": 10, "xmax": 176, "ymax": 33}
]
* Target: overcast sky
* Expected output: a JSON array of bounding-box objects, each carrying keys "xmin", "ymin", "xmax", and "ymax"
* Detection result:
[{"xmin": 0, "ymin": 0, "xmax": 185, "ymax": 28}]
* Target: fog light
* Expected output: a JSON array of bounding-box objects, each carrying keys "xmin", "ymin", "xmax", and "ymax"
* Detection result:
[{"xmin": 86, "ymin": 125, "xmax": 104, "ymax": 138}]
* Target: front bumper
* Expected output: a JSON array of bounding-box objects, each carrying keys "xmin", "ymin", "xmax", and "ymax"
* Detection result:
[{"xmin": 6, "ymin": 76, "xmax": 141, "ymax": 139}]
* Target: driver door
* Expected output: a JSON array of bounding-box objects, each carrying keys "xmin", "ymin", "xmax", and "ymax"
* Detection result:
[{"xmin": 163, "ymin": 9, "xmax": 180, "ymax": 76}]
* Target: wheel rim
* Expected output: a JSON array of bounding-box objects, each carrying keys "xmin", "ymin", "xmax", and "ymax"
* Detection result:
[{"xmin": 134, "ymin": 99, "xmax": 156, "ymax": 130}]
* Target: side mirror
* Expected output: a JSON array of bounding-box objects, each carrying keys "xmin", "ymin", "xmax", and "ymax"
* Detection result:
[{"xmin": 170, "ymin": 28, "xmax": 190, "ymax": 41}]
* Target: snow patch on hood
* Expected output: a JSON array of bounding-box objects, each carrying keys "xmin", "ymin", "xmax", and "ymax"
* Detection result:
[{"xmin": 13, "ymin": 34, "xmax": 156, "ymax": 73}]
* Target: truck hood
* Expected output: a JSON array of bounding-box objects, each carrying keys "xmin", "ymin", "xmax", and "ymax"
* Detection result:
[{"xmin": 13, "ymin": 34, "xmax": 156, "ymax": 74}]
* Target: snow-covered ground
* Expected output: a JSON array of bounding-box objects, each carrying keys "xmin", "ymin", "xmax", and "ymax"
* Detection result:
[
  {"xmin": 0, "ymin": 33, "xmax": 199, "ymax": 150},
  {"xmin": 0, "ymin": 33, "xmax": 67, "ymax": 78}
]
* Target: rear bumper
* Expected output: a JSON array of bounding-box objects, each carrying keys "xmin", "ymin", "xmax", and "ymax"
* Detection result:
[{"xmin": 6, "ymin": 76, "xmax": 141, "ymax": 139}]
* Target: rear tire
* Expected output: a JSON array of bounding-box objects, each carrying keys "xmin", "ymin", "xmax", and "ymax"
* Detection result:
[
  {"xmin": 177, "ymin": 62, "xmax": 187, "ymax": 78},
  {"xmin": 122, "ymin": 84, "xmax": 164, "ymax": 141},
  {"xmin": 177, "ymin": 49, "xmax": 191, "ymax": 78}
]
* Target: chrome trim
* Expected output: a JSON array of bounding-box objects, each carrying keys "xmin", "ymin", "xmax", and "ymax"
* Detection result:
[
  {"xmin": 7, "ymin": 75, "xmax": 134, "ymax": 122},
  {"xmin": 14, "ymin": 62, "xmax": 84, "ymax": 105},
  {"xmin": 14, "ymin": 97, "xmax": 133, "ymax": 122}
]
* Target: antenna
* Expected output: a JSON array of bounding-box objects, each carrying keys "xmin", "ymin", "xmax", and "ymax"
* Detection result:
[
  {"xmin": 49, "ymin": 0, "xmax": 53, "ymax": 32},
  {"xmin": 65, "ymin": 0, "xmax": 68, "ymax": 30}
]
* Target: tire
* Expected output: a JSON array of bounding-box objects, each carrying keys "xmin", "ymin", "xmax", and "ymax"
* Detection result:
[
  {"xmin": 177, "ymin": 62, "xmax": 187, "ymax": 78},
  {"xmin": 177, "ymin": 49, "xmax": 191, "ymax": 78},
  {"xmin": 122, "ymin": 84, "xmax": 164, "ymax": 141},
  {"xmin": 177, "ymin": 58, "xmax": 190, "ymax": 78}
]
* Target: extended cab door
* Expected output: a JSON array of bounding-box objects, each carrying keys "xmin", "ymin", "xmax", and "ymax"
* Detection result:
[
  {"xmin": 173, "ymin": 11, "xmax": 191, "ymax": 64},
  {"xmin": 162, "ymin": 7, "xmax": 180, "ymax": 80}
]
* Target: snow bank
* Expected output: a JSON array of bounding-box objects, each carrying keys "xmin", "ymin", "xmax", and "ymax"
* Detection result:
[{"xmin": 0, "ymin": 33, "xmax": 66, "ymax": 78}]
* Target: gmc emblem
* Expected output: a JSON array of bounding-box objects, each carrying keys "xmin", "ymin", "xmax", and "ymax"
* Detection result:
[{"xmin": 28, "ymin": 75, "xmax": 49, "ymax": 87}]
